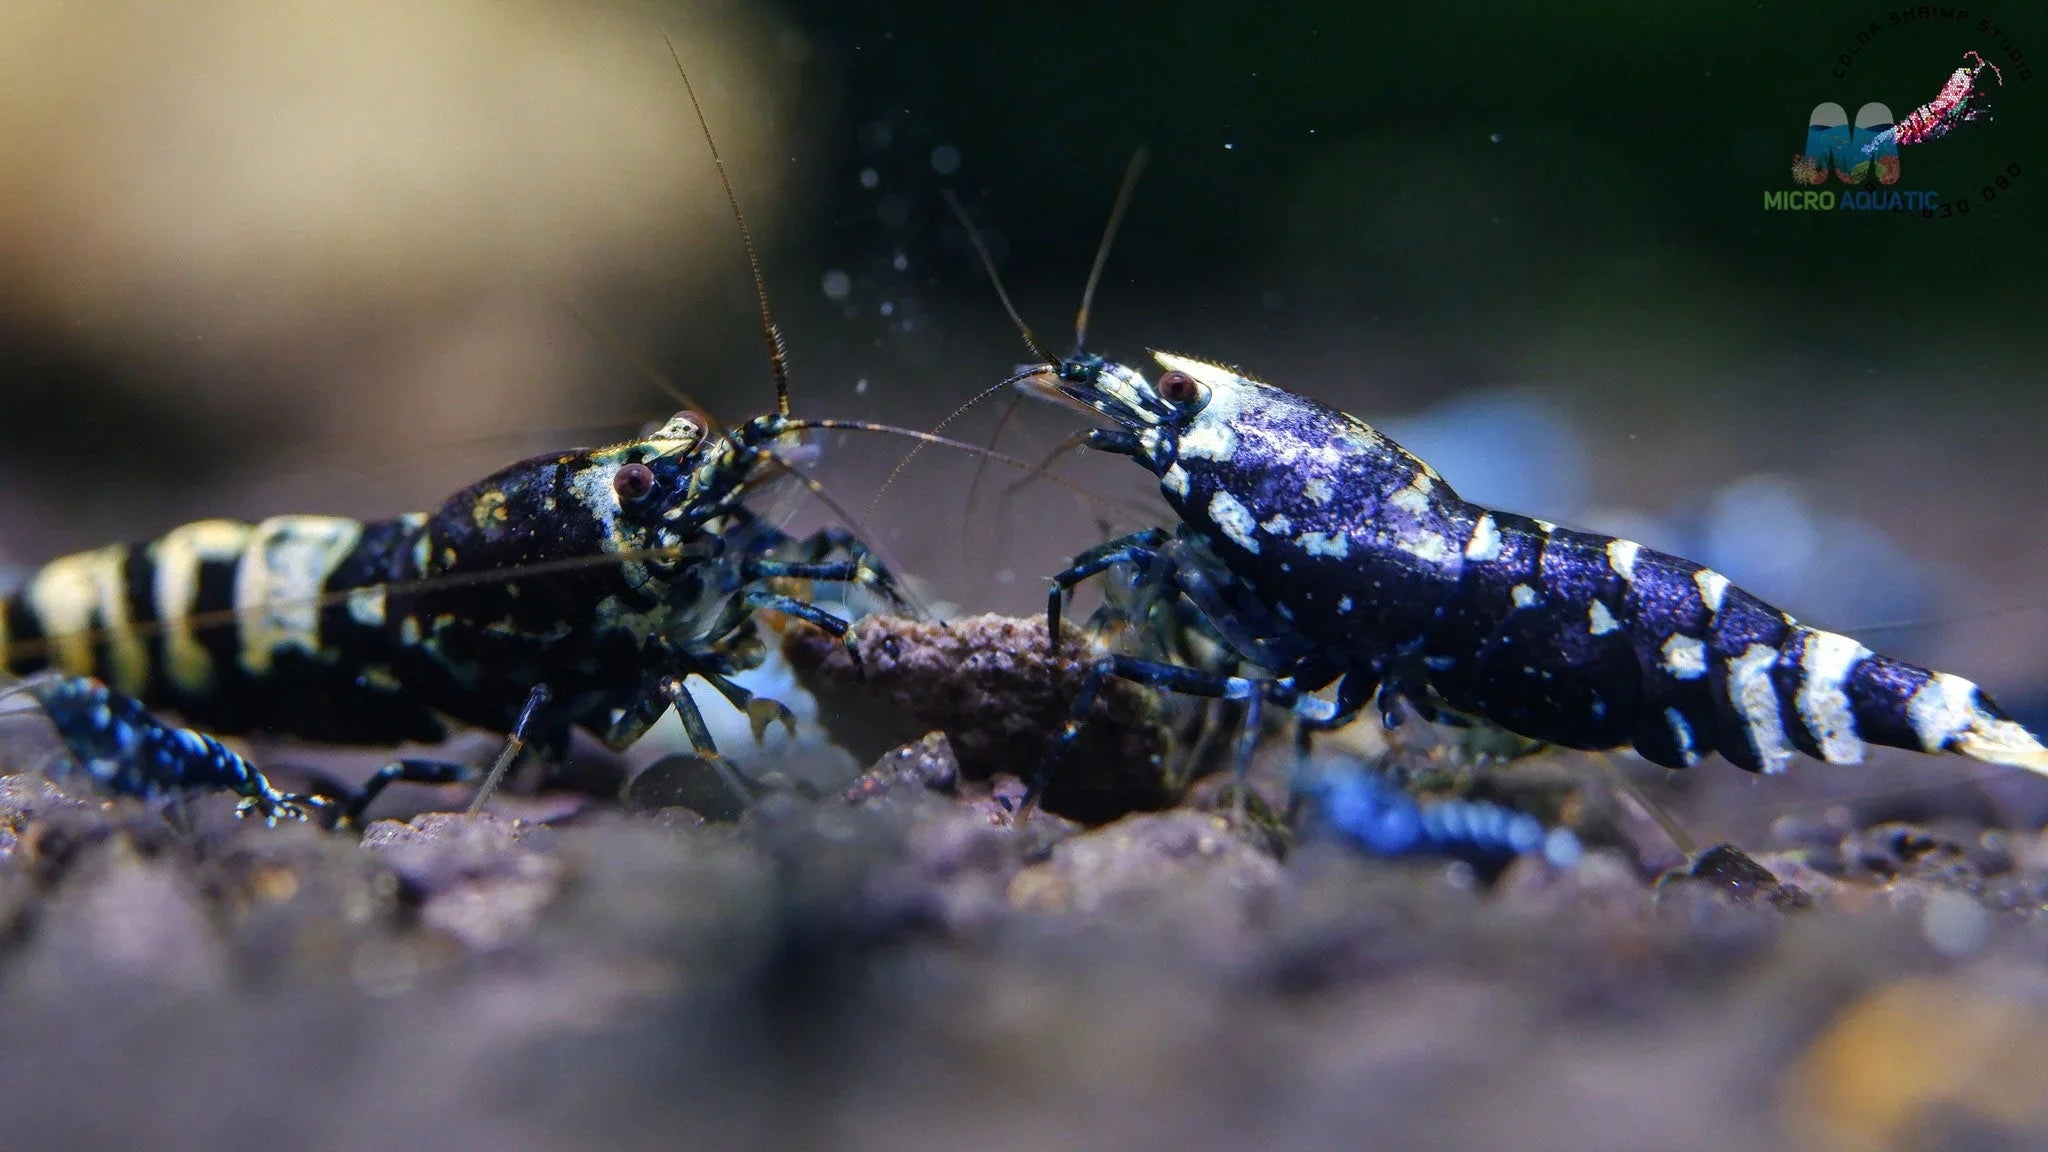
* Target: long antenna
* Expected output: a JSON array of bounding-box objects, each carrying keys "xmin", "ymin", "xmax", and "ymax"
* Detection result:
[
  {"xmin": 1073, "ymin": 147, "xmax": 1147, "ymax": 355},
  {"xmin": 664, "ymin": 31, "xmax": 791, "ymax": 418},
  {"xmin": 859, "ymin": 193, "xmax": 1067, "ymax": 525},
  {"xmin": 941, "ymin": 189, "xmax": 1062, "ymax": 369},
  {"xmin": 858, "ymin": 372, "xmax": 1026, "ymax": 529}
]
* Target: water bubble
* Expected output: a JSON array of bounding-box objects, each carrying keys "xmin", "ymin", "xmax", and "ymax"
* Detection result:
[
  {"xmin": 859, "ymin": 120, "xmax": 894, "ymax": 149},
  {"xmin": 858, "ymin": 167, "xmax": 879, "ymax": 189},
  {"xmin": 821, "ymin": 269, "xmax": 852, "ymax": 301},
  {"xmin": 854, "ymin": 377, "xmax": 870, "ymax": 395},
  {"xmin": 891, "ymin": 250, "xmax": 909, "ymax": 272},
  {"xmin": 879, "ymin": 301, "xmax": 896, "ymax": 317},
  {"xmin": 930, "ymin": 144, "xmax": 962, "ymax": 175},
  {"xmin": 1489, "ymin": 132, "xmax": 1503, "ymax": 143},
  {"xmin": 1224, "ymin": 142, "xmax": 1235, "ymax": 151}
]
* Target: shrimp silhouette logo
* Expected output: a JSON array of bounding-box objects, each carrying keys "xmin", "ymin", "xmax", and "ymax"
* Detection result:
[{"xmin": 1767, "ymin": 50, "xmax": 2008, "ymax": 214}]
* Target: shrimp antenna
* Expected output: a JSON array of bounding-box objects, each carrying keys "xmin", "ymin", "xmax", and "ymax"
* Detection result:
[
  {"xmin": 664, "ymin": 32, "xmax": 792, "ymax": 418},
  {"xmin": 940, "ymin": 189, "xmax": 1062, "ymax": 369},
  {"xmin": 1072, "ymin": 147, "xmax": 1147, "ymax": 356},
  {"xmin": 951, "ymin": 149, "xmax": 1148, "ymax": 561},
  {"xmin": 861, "ymin": 193, "xmax": 1065, "ymax": 525}
]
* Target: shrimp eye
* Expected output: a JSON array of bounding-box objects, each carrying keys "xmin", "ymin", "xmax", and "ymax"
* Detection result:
[
  {"xmin": 675, "ymin": 410, "xmax": 708, "ymax": 434},
  {"xmin": 1158, "ymin": 370, "xmax": 1200, "ymax": 405},
  {"xmin": 613, "ymin": 462, "xmax": 656, "ymax": 502}
]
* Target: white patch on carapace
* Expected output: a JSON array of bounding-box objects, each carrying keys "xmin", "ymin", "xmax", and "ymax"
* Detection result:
[
  {"xmin": 1795, "ymin": 629, "xmax": 1870, "ymax": 763},
  {"xmin": 568, "ymin": 459, "xmax": 655, "ymax": 585},
  {"xmin": 1511, "ymin": 584, "xmax": 1537, "ymax": 609},
  {"xmin": 1907, "ymin": 671, "xmax": 1978, "ymax": 753},
  {"xmin": 1178, "ymin": 420, "xmax": 1238, "ymax": 463},
  {"xmin": 1463, "ymin": 514, "xmax": 1503, "ymax": 562},
  {"xmin": 1665, "ymin": 708, "xmax": 1701, "ymax": 765},
  {"xmin": 1390, "ymin": 485, "xmax": 1431, "ymax": 515},
  {"xmin": 1399, "ymin": 532, "xmax": 1452, "ymax": 563},
  {"xmin": 1533, "ymin": 519, "xmax": 1558, "ymax": 534},
  {"xmin": 1661, "ymin": 634, "xmax": 1707, "ymax": 680},
  {"xmin": 1605, "ymin": 539, "xmax": 1640, "ymax": 581},
  {"xmin": 150, "ymin": 520, "xmax": 254, "ymax": 693},
  {"xmin": 347, "ymin": 586, "xmax": 388, "ymax": 629},
  {"xmin": 1729, "ymin": 642, "xmax": 1794, "ymax": 774},
  {"xmin": 1303, "ymin": 477, "xmax": 1334, "ymax": 505},
  {"xmin": 1162, "ymin": 464, "xmax": 1191, "ymax": 498},
  {"xmin": 567, "ymin": 462, "xmax": 626, "ymax": 542},
  {"xmin": 1588, "ymin": 601, "xmax": 1620, "ymax": 636},
  {"xmin": 1410, "ymin": 472, "xmax": 1434, "ymax": 494},
  {"xmin": 1260, "ymin": 513, "xmax": 1293, "ymax": 535},
  {"xmin": 1694, "ymin": 569, "xmax": 1729, "ymax": 613},
  {"xmin": 236, "ymin": 516, "xmax": 364, "ymax": 676},
  {"xmin": 1297, "ymin": 531, "xmax": 1349, "ymax": 559},
  {"xmin": 25, "ymin": 545, "xmax": 134, "ymax": 686},
  {"xmin": 1209, "ymin": 491, "xmax": 1261, "ymax": 554},
  {"xmin": 1337, "ymin": 595, "xmax": 1354, "ymax": 613}
]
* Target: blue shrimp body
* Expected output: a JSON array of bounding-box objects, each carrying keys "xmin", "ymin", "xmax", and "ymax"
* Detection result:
[
  {"xmin": 8, "ymin": 674, "xmax": 305, "ymax": 823},
  {"xmin": 1028, "ymin": 350, "xmax": 2048, "ymax": 781},
  {"xmin": 1300, "ymin": 762, "xmax": 1582, "ymax": 870}
]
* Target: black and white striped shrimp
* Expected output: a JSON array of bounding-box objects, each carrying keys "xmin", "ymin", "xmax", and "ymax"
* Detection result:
[
  {"xmin": 1015, "ymin": 348, "xmax": 2048, "ymax": 809},
  {"xmin": 0, "ymin": 48, "xmax": 1033, "ymax": 818}
]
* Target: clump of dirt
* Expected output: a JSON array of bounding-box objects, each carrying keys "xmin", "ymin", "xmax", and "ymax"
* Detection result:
[{"xmin": 783, "ymin": 612, "xmax": 1174, "ymax": 820}]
